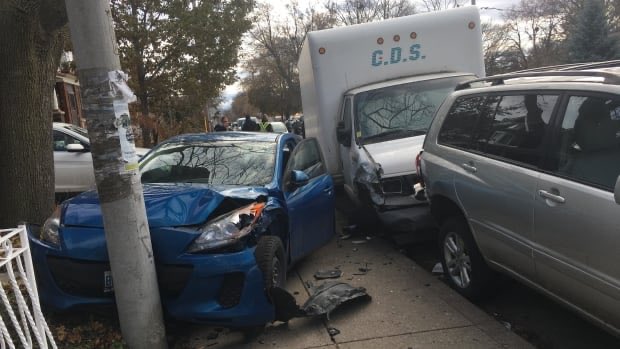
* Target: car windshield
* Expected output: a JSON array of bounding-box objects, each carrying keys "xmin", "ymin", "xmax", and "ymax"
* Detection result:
[
  {"xmin": 271, "ymin": 122, "xmax": 288, "ymax": 133},
  {"xmin": 61, "ymin": 124, "xmax": 89, "ymax": 139},
  {"xmin": 354, "ymin": 76, "xmax": 472, "ymax": 144},
  {"xmin": 140, "ymin": 141, "xmax": 276, "ymax": 186}
]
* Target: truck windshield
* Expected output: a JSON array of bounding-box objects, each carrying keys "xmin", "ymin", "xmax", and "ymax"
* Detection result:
[{"xmin": 354, "ymin": 76, "xmax": 472, "ymax": 145}]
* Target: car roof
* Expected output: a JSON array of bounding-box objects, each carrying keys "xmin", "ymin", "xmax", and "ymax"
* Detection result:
[{"xmin": 163, "ymin": 131, "xmax": 288, "ymax": 145}]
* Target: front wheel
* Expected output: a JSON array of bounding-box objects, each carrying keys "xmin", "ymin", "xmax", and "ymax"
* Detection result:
[
  {"xmin": 255, "ymin": 236, "xmax": 286, "ymax": 294},
  {"xmin": 438, "ymin": 216, "xmax": 494, "ymax": 301}
]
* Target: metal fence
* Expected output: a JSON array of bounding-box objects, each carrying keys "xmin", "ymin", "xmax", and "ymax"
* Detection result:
[{"xmin": 0, "ymin": 225, "xmax": 56, "ymax": 349}]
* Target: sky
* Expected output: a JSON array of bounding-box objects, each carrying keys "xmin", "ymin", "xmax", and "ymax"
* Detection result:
[{"xmin": 218, "ymin": 0, "xmax": 519, "ymax": 111}]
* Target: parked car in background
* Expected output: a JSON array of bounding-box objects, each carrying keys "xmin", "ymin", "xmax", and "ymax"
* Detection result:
[
  {"xmin": 31, "ymin": 131, "xmax": 335, "ymax": 326},
  {"xmin": 270, "ymin": 121, "xmax": 289, "ymax": 133},
  {"xmin": 53, "ymin": 122, "xmax": 149, "ymax": 196},
  {"xmin": 420, "ymin": 62, "xmax": 620, "ymax": 336}
]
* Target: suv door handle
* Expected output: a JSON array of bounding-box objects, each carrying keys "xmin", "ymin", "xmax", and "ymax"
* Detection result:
[
  {"xmin": 323, "ymin": 186, "xmax": 333, "ymax": 194},
  {"xmin": 538, "ymin": 190, "xmax": 565, "ymax": 204},
  {"xmin": 461, "ymin": 163, "xmax": 477, "ymax": 173}
]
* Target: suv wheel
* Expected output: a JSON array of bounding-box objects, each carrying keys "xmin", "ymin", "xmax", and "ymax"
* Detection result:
[{"xmin": 439, "ymin": 216, "xmax": 493, "ymax": 300}]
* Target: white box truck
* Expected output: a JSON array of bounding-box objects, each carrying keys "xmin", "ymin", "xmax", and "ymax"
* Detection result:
[{"xmin": 298, "ymin": 6, "xmax": 485, "ymax": 230}]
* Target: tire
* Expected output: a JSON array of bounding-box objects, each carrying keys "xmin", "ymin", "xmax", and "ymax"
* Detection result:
[
  {"xmin": 255, "ymin": 236, "xmax": 286, "ymax": 294},
  {"xmin": 438, "ymin": 216, "xmax": 494, "ymax": 301}
]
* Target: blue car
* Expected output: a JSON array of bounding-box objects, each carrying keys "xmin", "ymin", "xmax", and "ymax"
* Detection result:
[{"xmin": 29, "ymin": 132, "xmax": 335, "ymax": 326}]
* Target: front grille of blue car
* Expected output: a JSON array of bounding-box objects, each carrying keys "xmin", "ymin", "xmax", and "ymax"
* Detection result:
[
  {"xmin": 217, "ymin": 272, "xmax": 245, "ymax": 308},
  {"xmin": 47, "ymin": 256, "xmax": 193, "ymax": 300},
  {"xmin": 48, "ymin": 256, "xmax": 114, "ymax": 298}
]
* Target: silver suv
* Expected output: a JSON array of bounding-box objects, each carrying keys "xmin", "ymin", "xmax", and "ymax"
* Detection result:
[{"xmin": 420, "ymin": 62, "xmax": 620, "ymax": 336}]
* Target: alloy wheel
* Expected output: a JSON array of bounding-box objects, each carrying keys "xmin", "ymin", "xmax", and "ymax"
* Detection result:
[{"xmin": 443, "ymin": 232, "xmax": 472, "ymax": 289}]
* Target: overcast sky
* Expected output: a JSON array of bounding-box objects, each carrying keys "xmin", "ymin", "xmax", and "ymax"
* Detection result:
[{"xmin": 219, "ymin": 0, "xmax": 519, "ymax": 111}]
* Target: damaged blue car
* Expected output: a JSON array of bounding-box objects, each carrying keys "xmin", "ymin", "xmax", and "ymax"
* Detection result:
[{"xmin": 29, "ymin": 131, "xmax": 335, "ymax": 326}]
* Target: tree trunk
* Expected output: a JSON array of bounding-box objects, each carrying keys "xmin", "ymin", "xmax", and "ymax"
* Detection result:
[{"xmin": 0, "ymin": 0, "xmax": 67, "ymax": 227}]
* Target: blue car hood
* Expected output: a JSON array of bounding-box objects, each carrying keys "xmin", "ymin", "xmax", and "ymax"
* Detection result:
[{"xmin": 63, "ymin": 184, "xmax": 269, "ymax": 228}]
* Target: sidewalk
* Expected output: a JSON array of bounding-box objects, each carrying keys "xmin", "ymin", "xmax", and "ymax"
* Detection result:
[{"xmin": 175, "ymin": 220, "xmax": 533, "ymax": 348}]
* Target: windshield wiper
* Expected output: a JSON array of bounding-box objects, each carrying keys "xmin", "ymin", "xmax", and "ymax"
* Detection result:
[{"xmin": 360, "ymin": 129, "xmax": 426, "ymax": 144}]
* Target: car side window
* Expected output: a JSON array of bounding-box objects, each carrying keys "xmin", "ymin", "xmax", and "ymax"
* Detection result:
[
  {"xmin": 53, "ymin": 130, "xmax": 82, "ymax": 151},
  {"xmin": 280, "ymin": 140, "xmax": 296, "ymax": 178},
  {"xmin": 481, "ymin": 94, "xmax": 558, "ymax": 167},
  {"xmin": 287, "ymin": 139, "xmax": 325, "ymax": 180},
  {"xmin": 551, "ymin": 95, "xmax": 620, "ymax": 190}
]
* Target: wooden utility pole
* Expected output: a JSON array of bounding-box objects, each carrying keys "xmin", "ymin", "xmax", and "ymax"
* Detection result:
[{"xmin": 64, "ymin": 1, "xmax": 167, "ymax": 347}]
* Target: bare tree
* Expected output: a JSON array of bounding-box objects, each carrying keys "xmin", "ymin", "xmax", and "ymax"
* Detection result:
[
  {"xmin": 244, "ymin": 1, "xmax": 335, "ymax": 116},
  {"xmin": 502, "ymin": 0, "xmax": 567, "ymax": 69},
  {"xmin": 420, "ymin": 0, "xmax": 467, "ymax": 12},
  {"xmin": 325, "ymin": 0, "xmax": 416, "ymax": 25},
  {"xmin": 481, "ymin": 21, "xmax": 518, "ymax": 75}
]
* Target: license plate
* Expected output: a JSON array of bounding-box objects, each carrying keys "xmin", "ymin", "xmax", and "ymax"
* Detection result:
[{"xmin": 104, "ymin": 270, "xmax": 114, "ymax": 293}]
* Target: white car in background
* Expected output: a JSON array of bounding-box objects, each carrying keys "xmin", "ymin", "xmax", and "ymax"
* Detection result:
[{"xmin": 53, "ymin": 122, "xmax": 150, "ymax": 195}]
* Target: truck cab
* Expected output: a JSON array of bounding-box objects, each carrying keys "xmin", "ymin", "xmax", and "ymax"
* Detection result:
[{"xmin": 336, "ymin": 73, "xmax": 476, "ymax": 229}]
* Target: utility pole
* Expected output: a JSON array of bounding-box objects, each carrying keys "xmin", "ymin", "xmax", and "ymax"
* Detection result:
[{"xmin": 64, "ymin": 1, "xmax": 167, "ymax": 348}]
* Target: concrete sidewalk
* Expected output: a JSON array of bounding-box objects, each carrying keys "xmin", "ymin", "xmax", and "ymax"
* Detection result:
[{"xmin": 175, "ymin": 232, "xmax": 532, "ymax": 348}]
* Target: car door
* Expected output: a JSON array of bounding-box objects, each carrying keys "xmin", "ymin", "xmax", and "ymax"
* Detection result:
[
  {"xmin": 534, "ymin": 93, "xmax": 620, "ymax": 327},
  {"xmin": 53, "ymin": 129, "xmax": 94, "ymax": 193},
  {"xmin": 438, "ymin": 93, "xmax": 559, "ymax": 282},
  {"xmin": 284, "ymin": 138, "xmax": 335, "ymax": 263}
]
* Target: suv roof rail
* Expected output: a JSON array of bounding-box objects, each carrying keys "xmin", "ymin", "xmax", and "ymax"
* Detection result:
[
  {"xmin": 455, "ymin": 70, "xmax": 620, "ymax": 91},
  {"xmin": 513, "ymin": 60, "xmax": 620, "ymax": 73}
]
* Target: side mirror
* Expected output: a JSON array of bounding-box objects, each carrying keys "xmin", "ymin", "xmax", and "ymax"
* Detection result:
[
  {"xmin": 290, "ymin": 170, "xmax": 309, "ymax": 188},
  {"xmin": 336, "ymin": 121, "xmax": 351, "ymax": 147},
  {"xmin": 615, "ymin": 175, "xmax": 620, "ymax": 205},
  {"xmin": 66, "ymin": 143, "xmax": 87, "ymax": 152}
]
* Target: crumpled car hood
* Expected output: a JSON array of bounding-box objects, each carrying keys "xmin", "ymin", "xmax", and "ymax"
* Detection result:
[
  {"xmin": 362, "ymin": 135, "xmax": 424, "ymax": 177},
  {"xmin": 62, "ymin": 183, "xmax": 269, "ymax": 228}
]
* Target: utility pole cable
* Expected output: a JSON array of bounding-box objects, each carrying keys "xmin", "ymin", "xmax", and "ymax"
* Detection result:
[{"xmin": 64, "ymin": 1, "xmax": 167, "ymax": 347}]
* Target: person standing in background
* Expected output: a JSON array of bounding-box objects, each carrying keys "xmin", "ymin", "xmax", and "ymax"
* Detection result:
[
  {"xmin": 241, "ymin": 114, "xmax": 258, "ymax": 131},
  {"xmin": 214, "ymin": 116, "xmax": 230, "ymax": 131},
  {"xmin": 258, "ymin": 115, "xmax": 273, "ymax": 132}
]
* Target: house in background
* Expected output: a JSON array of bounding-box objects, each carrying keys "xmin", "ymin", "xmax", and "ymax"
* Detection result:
[{"xmin": 53, "ymin": 71, "xmax": 84, "ymax": 127}]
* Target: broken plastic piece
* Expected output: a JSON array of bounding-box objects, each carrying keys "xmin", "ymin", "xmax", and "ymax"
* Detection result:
[
  {"xmin": 314, "ymin": 269, "xmax": 342, "ymax": 280},
  {"xmin": 327, "ymin": 327, "xmax": 340, "ymax": 337},
  {"xmin": 432, "ymin": 262, "xmax": 444, "ymax": 274},
  {"xmin": 302, "ymin": 281, "xmax": 371, "ymax": 318}
]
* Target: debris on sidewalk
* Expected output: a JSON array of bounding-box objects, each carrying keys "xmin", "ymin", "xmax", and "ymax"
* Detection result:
[
  {"xmin": 327, "ymin": 327, "xmax": 340, "ymax": 337},
  {"xmin": 351, "ymin": 239, "xmax": 367, "ymax": 244},
  {"xmin": 314, "ymin": 269, "xmax": 342, "ymax": 280},
  {"xmin": 432, "ymin": 262, "xmax": 444, "ymax": 274},
  {"xmin": 353, "ymin": 263, "xmax": 371, "ymax": 276},
  {"xmin": 271, "ymin": 281, "xmax": 371, "ymax": 322},
  {"xmin": 303, "ymin": 281, "xmax": 371, "ymax": 319}
]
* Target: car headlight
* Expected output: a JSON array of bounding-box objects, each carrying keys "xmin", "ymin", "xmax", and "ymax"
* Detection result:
[
  {"xmin": 187, "ymin": 202, "xmax": 265, "ymax": 253},
  {"xmin": 41, "ymin": 207, "xmax": 61, "ymax": 247}
]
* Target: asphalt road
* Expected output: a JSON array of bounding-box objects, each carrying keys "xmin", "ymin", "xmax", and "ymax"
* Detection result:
[{"xmin": 402, "ymin": 238, "xmax": 620, "ymax": 349}]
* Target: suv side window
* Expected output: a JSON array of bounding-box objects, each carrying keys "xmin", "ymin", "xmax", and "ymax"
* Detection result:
[
  {"xmin": 551, "ymin": 95, "xmax": 620, "ymax": 190},
  {"xmin": 437, "ymin": 96, "xmax": 486, "ymax": 150},
  {"xmin": 482, "ymin": 94, "xmax": 558, "ymax": 166}
]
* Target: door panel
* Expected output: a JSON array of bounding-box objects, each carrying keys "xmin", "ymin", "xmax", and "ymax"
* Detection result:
[
  {"xmin": 53, "ymin": 130, "xmax": 94, "ymax": 193},
  {"xmin": 285, "ymin": 139, "xmax": 335, "ymax": 262},
  {"xmin": 534, "ymin": 94, "xmax": 620, "ymax": 328}
]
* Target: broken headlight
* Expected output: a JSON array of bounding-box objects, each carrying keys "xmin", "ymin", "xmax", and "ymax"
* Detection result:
[
  {"xmin": 187, "ymin": 202, "xmax": 265, "ymax": 253},
  {"xmin": 41, "ymin": 206, "xmax": 61, "ymax": 248}
]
